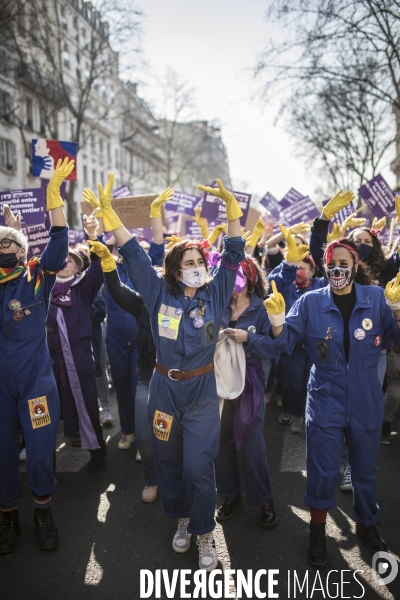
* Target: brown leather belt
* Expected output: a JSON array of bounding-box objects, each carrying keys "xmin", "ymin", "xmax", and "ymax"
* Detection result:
[{"xmin": 155, "ymin": 361, "xmax": 214, "ymax": 381}]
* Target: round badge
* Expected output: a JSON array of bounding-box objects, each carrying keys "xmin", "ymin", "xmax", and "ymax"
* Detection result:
[
  {"xmin": 248, "ymin": 326, "xmax": 256, "ymax": 333},
  {"xmin": 362, "ymin": 318, "xmax": 373, "ymax": 331},
  {"xmin": 354, "ymin": 328, "xmax": 366, "ymax": 341},
  {"xmin": 193, "ymin": 317, "xmax": 204, "ymax": 329},
  {"xmin": 161, "ymin": 317, "xmax": 170, "ymax": 328},
  {"xmin": 189, "ymin": 308, "xmax": 199, "ymax": 319},
  {"xmin": 175, "ymin": 308, "xmax": 183, "ymax": 316},
  {"xmin": 12, "ymin": 311, "xmax": 24, "ymax": 322},
  {"xmin": 374, "ymin": 335, "xmax": 382, "ymax": 347},
  {"xmin": 9, "ymin": 299, "xmax": 21, "ymax": 311}
]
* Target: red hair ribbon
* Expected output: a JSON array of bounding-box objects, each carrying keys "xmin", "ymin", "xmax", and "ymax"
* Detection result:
[
  {"xmin": 369, "ymin": 228, "xmax": 379, "ymax": 237},
  {"xmin": 240, "ymin": 257, "xmax": 258, "ymax": 287},
  {"xmin": 183, "ymin": 239, "xmax": 211, "ymax": 251},
  {"xmin": 324, "ymin": 238, "xmax": 359, "ymax": 265}
]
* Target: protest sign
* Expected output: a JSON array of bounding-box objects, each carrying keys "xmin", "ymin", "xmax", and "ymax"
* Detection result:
[
  {"xmin": 199, "ymin": 190, "xmax": 251, "ymax": 227},
  {"xmin": 165, "ymin": 191, "xmax": 201, "ymax": 217},
  {"xmin": 32, "ymin": 139, "xmax": 77, "ymax": 180},
  {"xmin": 22, "ymin": 223, "xmax": 49, "ymax": 258},
  {"xmin": 358, "ymin": 174, "xmax": 395, "ymax": 219},
  {"xmin": 0, "ymin": 188, "xmax": 45, "ymax": 226},
  {"xmin": 280, "ymin": 196, "xmax": 319, "ymax": 226},
  {"xmin": 322, "ymin": 199, "xmax": 356, "ymax": 232},
  {"xmin": 113, "ymin": 185, "xmax": 133, "ymax": 198},
  {"xmin": 259, "ymin": 192, "xmax": 281, "ymax": 223},
  {"xmin": 80, "ymin": 194, "xmax": 158, "ymax": 229},
  {"xmin": 128, "ymin": 228, "xmax": 153, "ymax": 242},
  {"xmin": 185, "ymin": 220, "xmax": 217, "ymax": 240},
  {"xmin": 280, "ymin": 188, "xmax": 305, "ymax": 209},
  {"xmin": 68, "ymin": 229, "xmax": 86, "ymax": 246}
]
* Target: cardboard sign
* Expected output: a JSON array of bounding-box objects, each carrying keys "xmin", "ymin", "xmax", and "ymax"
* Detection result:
[
  {"xmin": 22, "ymin": 223, "xmax": 49, "ymax": 258},
  {"xmin": 32, "ymin": 139, "xmax": 77, "ymax": 180},
  {"xmin": 358, "ymin": 174, "xmax": 395, "ymax": 219},
  {"xmin": 80, "ymin": 194, "xmax": 158, "ymax": 229},
  {"xmin": 0, "ymin": 188, "xmax": 45, "ymax": 227}
]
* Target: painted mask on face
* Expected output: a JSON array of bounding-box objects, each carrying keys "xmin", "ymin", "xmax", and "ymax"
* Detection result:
[
  {"xmin": 179, "ymin": 267, "xmax": 207, "ymax": 288},
  {"xmin": 325, "ymin": 265, "xmax": 356, "ymax": 290}
]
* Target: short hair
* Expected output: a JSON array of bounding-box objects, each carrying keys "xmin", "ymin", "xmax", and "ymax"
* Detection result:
[{"xmin": 0, "ymin": 226, "xmax": 29, "ymax": 259}]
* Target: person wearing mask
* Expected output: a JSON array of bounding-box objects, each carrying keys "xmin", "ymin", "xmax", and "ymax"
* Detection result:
[
  {"xmin": 264, "ymin": 237, "xmax": 400, "ymax": 567},
  {"xmin": 0, "ymin": 159, "xmax": 71, "ymax": 553},
  {"xmin": 215, "ymin": 257, "xmax": 280, "ymax": 527}
]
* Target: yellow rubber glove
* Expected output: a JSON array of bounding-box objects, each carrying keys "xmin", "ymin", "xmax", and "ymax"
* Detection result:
[
  {"xmin": 97, "ymin": 173, "xmax": 121, "ymax": 232},
  {"xmin": 322, "ymin": 190, "xmax": 355, "ymax": 220},
  {"xmin": 385, "ymin": 273, "xmax": 400, "ymax": 309},
  {"xmin": 263, "ymin": 280, "xmax": 286, "ymax": 326},
  {"xmin": 46, "ymin": 157, "xmax": 75, "ymax": 210},
  {"xmin": 288, "ymin": 222, "xmax": 310, "ymax": 235},
  {"xmin": 395, "ymin": 195, "xmax": 400, "ymax": 223},
  {"xmin": 247, "ymin": 218, "xmax": 265, "ymax": 249},
  {"xmin": 341, "ymin": 213, "xmax": 366, "ymax": 233},
  {"xmin": 87, "ymin": 239, "xmax": 116, "ymax": 273},
  {"xmin": 193, "ymin": 207, "xmax": 209, "ymax": 239},
  {"xmin": 327, "ymin": 222, "xmax": 342, "ymax": 243},
  {"xmin": 279, "ymin": 224, "xmax": 310, "ymax": 262},
  {"xmin": 207, "ymin": 223, "xmax": 227, "ymax": 245},
  {"xmin": 150, "ymin": 187, "xmax": 174, "ymax": 219},
  {"xmin": 83, "ymin": 188, "xmax": 102, "ymax": 218},
  {"xmin": 371, "ymin": 216, "xmax": 386, "ymax": 231},
  {"xmin": 165, "ymin": 235, "xmax": 183, "ymax": 251},
  {"xmin": 197, "ymin": 179, "xmax": 243, "ymax": 221}
]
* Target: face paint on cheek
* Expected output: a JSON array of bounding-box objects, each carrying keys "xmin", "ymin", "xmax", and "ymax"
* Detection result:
[{"xmin": 325, "ymin": 265, "xmax": 355, "ymax": 290}]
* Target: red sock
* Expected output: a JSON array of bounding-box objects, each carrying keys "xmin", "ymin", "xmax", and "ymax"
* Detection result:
[{"xmin": 310, "ymin": 508, "xmax": 328, "ymax": 524}]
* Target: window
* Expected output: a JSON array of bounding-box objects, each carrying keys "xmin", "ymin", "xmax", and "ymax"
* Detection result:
[
  {"xmin": 92, "ymin": 168, "xmax": 97, "ymax": 187},
  {"xmin": 63, "ymin": 43, "xmax": 70, "ymax": 69},
  {"xmin": 115, "ymin": 148, "xmax": 118, "ymax": 168},
  {"xmin": 26, "ymin": 99, "xmax": 33, "ymax": 128},
  {"xmin": 39, "ymin": 106, "xmax": 46, "ymax": 135},
  {"xmin": 1, "ymin": 91, "xmax": 12, "ymax": 123},
  {"xmin": 99, "ymin": 137, "xmax": 103, "ymax": 155},
  {"xmin": 52, "ymin": 112, "xmax": 58, "ymax": 138},
  {"xmin": 107, "ymin": 141, "xmax": 111, "ymax": 162},
  {"xmin": 0, "ymin": 138, "xmax": 17, "ymax": 173},
  {"xmin": 61, "ymin": 6, "xmax": 67, "ymax": 30},
  {"xmin": 83, "ymin": 164, "xmax": 88, "ymax": 185},
  {"xmin": 90, "ymin": 134, "xmax": 96, "ymax": 154},
  {"xmin": 70, "ymin": 122, "xmax": 75, "ymax": 140},
  {"xmin": 73, "ymin": 16, "xmax": 79, "ymax": 40}
]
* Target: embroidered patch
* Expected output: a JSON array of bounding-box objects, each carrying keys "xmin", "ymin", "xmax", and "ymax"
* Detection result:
[
  {"xmin": 28, "ymin": 396, "xmax": 51, "ymax": 429},
  {"xmin": 316, "ymin": 342, "xmax": 330, "ymax": 362},
  {"xmin": 153, "ymin": 410, "xmax": 173, "ymax": 441}
]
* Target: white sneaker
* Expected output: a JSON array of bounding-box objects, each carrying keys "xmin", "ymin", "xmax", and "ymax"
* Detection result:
[
  {"xmin": 135, "ymin": 450, "xmax": 142, "ymax": 462},
  {"xmin": 118, "ymin": 433, "xmax": 134, "ymax": 450},
  {"xmin": 142, "ymin": 485, "xmax": 158, "ymax": 503},
  {"xmin": 19, "ymin": 448, "xmax": 27, "ymax": 462},
  {"xmin": 197, "ymin": 532, "xmax": 218, "ymax": 571},
  {"xmin": 172, "ymin": 518, "xmax": 191, "ymax": 553},
  {"xmin": 264, "ymin": 392, "xmax": 272, "ymax": 405},
  {"xmin": 340, "ymin": 466, "xmax": 353, "ymax": 491},
  {"xmin": 100, "ymin": 408, "xmax": 114, "ymax": 426},
  {"xmin": 291, "ymin": 416, "xmax": 303, "ymax": 434}
]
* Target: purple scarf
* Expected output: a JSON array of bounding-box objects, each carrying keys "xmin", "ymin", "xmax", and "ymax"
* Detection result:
[
  {"xmin": 232, "ymin": 362, "xmax": 265, "ymax": 451},
  {"xmin": 51, "ymin": 278, "xmax": 74, "ymax": 306}
]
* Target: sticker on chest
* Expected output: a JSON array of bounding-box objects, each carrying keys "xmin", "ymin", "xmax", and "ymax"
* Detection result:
[
  {"xmin": 153, "ymin": 410, "xmax": 173, "ymax": 441},
  {"xmin": 316, "ymin": 342, "xmax": 330, "ymax": 362}
]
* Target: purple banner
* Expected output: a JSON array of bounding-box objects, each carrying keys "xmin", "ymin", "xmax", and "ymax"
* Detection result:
[
  {"xmin": 198, "ymin": 190, "xmax": 251, "ymax": 226},
  {"xmin": 379, "ymin": 228, "xmax": 394, "ymax": 247},
  {"xmin": 165, "ymin": 191, "xmax": 201, "ymax": 217},
  {"xmin": 129, "ymin": 228, "xmax": 153, "ymax": 242},
  {"xmin": 280, "ymin": 196, "xmax": 319, "ymax": 226},
  {"xmin": 22, "ymin": 223, "xmax": 49, "ymax": 259},
  {"xmin": 358, "ymin": 174, "xmax": 395, "ymax": 219},
  {"xmin": 322, "ymin": 199, "xmax": 356, "ymax": 232},
  {"xmin": 0, "ymin": 188, "xmax": 45, "ymax": 227},
  {"xmin": 259, "ymin": 192, "xmax": 281, "ymax": 221},
  {"xmin": 68, "ymin": 229, "xmax": 86, "ymax": 246},
  {"xmin": 280, "ymin": 188, "xmax": 305, "ymax": 210},
  {"xmin": 113, "ymin": 185, "xmax": 132, "ymax": 198},
  {"xmin": 185, "ymin": 220, "xmax": 217, "ymax": 240}
]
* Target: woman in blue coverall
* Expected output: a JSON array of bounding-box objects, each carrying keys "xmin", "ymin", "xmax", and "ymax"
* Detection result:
[
  {"xmin": 265, "ymin": 235, "xmax": 400, "ymax": 568},
  {"xmin": 0, "ymin": 158, "xmax": 72, "ymax": 553},
  {"xmin": 88, "ymin": 175, "xmax": 269, "ymax": 571},
  {"xmin": 215, "ymin": 256, "xmax": 279, "ymax": 528},
  {"xmin": 268, "ymin": 225, "xmax": 326, "ymax": 434}
]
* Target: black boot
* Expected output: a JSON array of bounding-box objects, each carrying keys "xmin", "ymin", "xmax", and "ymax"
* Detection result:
[
  {"xmin": 356, "ymin": 522, "xmax": 387, "ymax": 552},
  {"xmin": 34, "ymin": 507, "xmax": 59, "ymax": 550},
  {"xmin": 0, "ymin": 509, "xmax": 21, "ymax": 554},
  {"xmin": 87, "ymin": 439, "xmax": 107, "ymax": 473},
  {"xmin": 260, "ymin": 500, "xmax": 278, "ymax": 529},
  {"xmin": 216, "ymin": 495, "xmax": 243, "ymax": 521},
  {"xmin": 308, "ymin": 522, "xmax": 327, "ymax": 567},
  {"xmin": 381, "ymin": 422, "xmax": 391, "ymax": 445}
]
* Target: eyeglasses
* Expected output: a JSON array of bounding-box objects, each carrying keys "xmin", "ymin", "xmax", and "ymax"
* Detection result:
[{"xmin": 0, "ymin": 238, "xmax": 22, "ymax": 249}]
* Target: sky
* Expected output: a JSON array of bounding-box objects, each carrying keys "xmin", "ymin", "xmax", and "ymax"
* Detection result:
[{"xmin": 131, "ymin": 0, "xmax": 396, "ymax": 206}]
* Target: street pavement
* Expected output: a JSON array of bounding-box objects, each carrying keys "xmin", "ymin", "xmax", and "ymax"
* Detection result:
[{"xmin": 1, "ymin": 394, "xmax": 400, "ymax": 600}]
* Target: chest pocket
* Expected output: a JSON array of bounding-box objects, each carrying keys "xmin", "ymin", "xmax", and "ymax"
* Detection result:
[{"xmin": 158, "ymin": 304, "xmax": 182, "ymax": 341}]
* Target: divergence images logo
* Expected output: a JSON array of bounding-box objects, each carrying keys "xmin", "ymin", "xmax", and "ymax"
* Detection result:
[{"xmin": 372, "ymin": 551, "xmax": 398, "ymax": 586}]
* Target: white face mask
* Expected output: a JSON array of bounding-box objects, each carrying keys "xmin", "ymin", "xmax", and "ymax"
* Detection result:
[{"xmin": 179, "ymin": 266, "xmax": 207, "ymax": 288}]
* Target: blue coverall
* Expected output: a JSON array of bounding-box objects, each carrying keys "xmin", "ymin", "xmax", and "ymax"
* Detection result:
[
  {"xmin": 268, "ymin": 262, "xmax": 326, "ymax": 417},
  {"xmin": 278, "ymin": 283, "xmax": 400, "ymax": 525},
  {"xmin": 215, "ymin": 294, "xmax": 278, "ymax": 506},
  {"xmin": 119, "ymin": 235, "xmax": 245, "ymax": 535},
  {"xmin": 0, "ymin": 227, "xmax": 68, "ymax": 506}
]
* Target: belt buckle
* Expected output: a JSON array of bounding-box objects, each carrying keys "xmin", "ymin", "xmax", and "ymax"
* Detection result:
[{"xmin": 168, "ymin": 369, "xmax": 181, "ymax": 381}]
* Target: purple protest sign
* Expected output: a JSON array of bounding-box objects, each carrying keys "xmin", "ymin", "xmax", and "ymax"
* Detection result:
[
  {"xmin": 129, "ymin": 228, "xmax": 153, "ymax": 242},
  {"xmin": 280, "ymin": 188, "xmax": 305, "ymax": 209},
  {"xmin": 358, "ymin": 174, "xmax": 395, "ymax": 219},
  {"xmin": 185, "ymin": 220, "xmax": 217, "ymax": 240},
  {"xmin": 113, "ymin": 185, "xmax": 132, "ymax": 198},
  {"xmin": 259, "ymin": 192, "xmax": 281, "ymax": 220},
  {"xmin": 280, "ymin": 196, "xmax": 320, "ymax": 226},
  {"xmin": 322, "ymin": 199, "xmax": 356, "ymax": 232},
  {"xmin": 199, "ymin": 190, "xmax": 251, "ymax": 226},
  {"xmin": 68, "ymin": 229, "xmax": 86, "ymax": 246},
  {"xmin": 165, "ymin": 191, "xmax": 201, "ymax": 217},
  {"xmin": 22, "ymin": 223, "xmax": 49, "ymax": 259},
  {"xmin": 378, "ymin": 228, "xmax": 395, "ymax": 247},
  {"xmin": 0, "ymin": 188, "xmax": 45, "ymax": 227}
]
